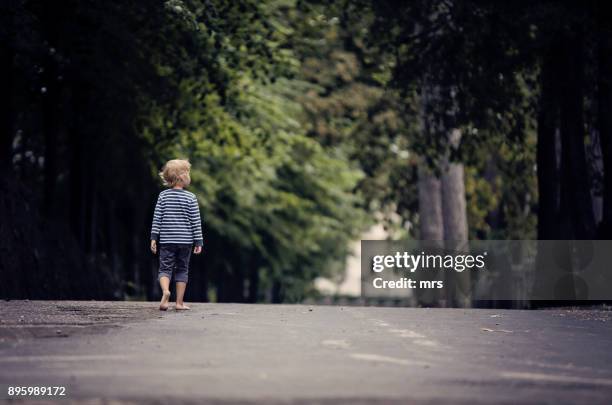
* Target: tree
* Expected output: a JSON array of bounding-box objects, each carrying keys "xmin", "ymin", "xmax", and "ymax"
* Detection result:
[{"xmin": 0, "ymin": 0, "xmax": 367, "ymax": 302}]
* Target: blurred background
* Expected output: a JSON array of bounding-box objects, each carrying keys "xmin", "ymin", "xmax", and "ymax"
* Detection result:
[{"xmin": 1, "ymin": 0, "xmax": 611, "ymax": 306}]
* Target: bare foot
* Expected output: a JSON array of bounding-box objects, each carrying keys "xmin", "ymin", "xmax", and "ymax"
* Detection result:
[
  {"xmin": 159, "ymin": 290, "xmax": 171, "ymax": 311},
  {"xmin": 175, "ymin": 304, "xmax": 190, "ymax": 310}
]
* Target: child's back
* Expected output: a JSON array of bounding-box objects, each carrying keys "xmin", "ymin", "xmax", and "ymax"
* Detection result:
[{"xmin": 151, "ymin": 188, "xmax": 203, "ymax": 246}]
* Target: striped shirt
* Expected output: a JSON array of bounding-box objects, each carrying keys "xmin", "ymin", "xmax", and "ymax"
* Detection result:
[{"xmin": 150, "ymin": 188, "xmax": 203, "ymax": 246}]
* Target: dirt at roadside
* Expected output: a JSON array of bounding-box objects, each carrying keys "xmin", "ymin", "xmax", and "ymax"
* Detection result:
[{"xmin": 0, "ymin": 300, "xmax": 160, "ymax": 345}]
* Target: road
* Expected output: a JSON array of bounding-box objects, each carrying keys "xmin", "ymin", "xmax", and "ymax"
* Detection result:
[{"xmin": 1, "ymin": 301, "xmax": 611, "ymax": 404}]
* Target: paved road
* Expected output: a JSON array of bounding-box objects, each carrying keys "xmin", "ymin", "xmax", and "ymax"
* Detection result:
[{"xmin": 1, "ymin": 301, "xmax": 611, "ymax": 404}]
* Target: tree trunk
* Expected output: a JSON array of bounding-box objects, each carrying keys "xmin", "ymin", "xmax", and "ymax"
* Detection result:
[
  {"xmin": 441, "ymin": 163, "xmax": 468, "ymax": 243},
  {"xmin": 558, "ymin": 26, "xmax": 596, "ymax": 240},
  {"xmin": 418, "ymin": 165, "xmax": 444, "ymax": 241},
  {"xmin": 69, "ymin": 82, "xmax": 87, "ymax": 245},
  {"xmin": 41, "ymin": 60, "xmax": 60, "ymax": 217},
  {"xmin": 441, "ymin": 130, "xmax": 468, "ymax": 242},
  {"xmin": 41, "ymin": 1, "xmax": 61, "ymax": 218},
  {"xmin": 417, "ymin": 78, "xmax": 445, "ymax": 306},
  {"xmin": 534, "ymin": 27, "xmax": 592, "ymax": 303},
  {"xmin": 441, "ymin": 129, "xmax": 470, "ymax": 308},
  {"xmin": 536, "ymin": 40, "xmax": 560, "ymax": 240},
  {"xmin": 0, "ymin": 38, "xmax": 13, "ymax": 172},
  {"xmin": 90, "ymin": 177, "xmax": 98, "ymax": 255},
  {"xmin": 533, "ymin": 35, "xmax": 562, "ymax": 301},
  {"xmin": 417, "ymin": 162, "xmax": 444, "ymax": 306},
  {"xmin": 597, "ymin": 8, "xmax": 612, "ymax": 238}
]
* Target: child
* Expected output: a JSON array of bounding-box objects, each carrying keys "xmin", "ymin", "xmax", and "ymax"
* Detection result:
[{"xmin": 150, "ymin": 159, "xmax": 203, "ymax": 311}]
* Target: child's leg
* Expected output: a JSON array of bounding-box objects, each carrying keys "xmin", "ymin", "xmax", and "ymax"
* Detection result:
[
  {"xmin": 174, "ymin": 245, "xmax": 192, "ymax": 310},
  {"xmin": 176, "ymin": 282, "xmax": 188, "ymax": 309},
  {"xmin": 158, "ymin": 244, "xmax": 174, "ymax": 311},
  {"xmin": 159, "ymin": 276, "xmax": 171, "ymax": 310}
]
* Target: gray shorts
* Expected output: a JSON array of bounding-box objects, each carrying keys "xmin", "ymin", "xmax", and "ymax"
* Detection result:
[{"xmin": 158, "ymin": 244, "xmax": 192, "ymax": 283}]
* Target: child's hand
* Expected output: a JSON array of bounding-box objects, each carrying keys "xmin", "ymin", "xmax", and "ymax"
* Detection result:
[
  {"xmin": 194, "ymin": 245, "xmax": 202, "ymax": 255},
  {"xmin": 150, "ymin": 240, "xmax": 157, "ymax": 254}
]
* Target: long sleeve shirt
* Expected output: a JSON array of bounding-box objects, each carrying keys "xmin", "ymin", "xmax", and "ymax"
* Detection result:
[{"xmin": 150, "ymin": 188, "xmax": 203, "ymax": 246}]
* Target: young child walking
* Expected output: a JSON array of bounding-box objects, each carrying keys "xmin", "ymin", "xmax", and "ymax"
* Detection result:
[{"xmin": 150, "ymin": 159, "xmax": 203, "ymax": 311}]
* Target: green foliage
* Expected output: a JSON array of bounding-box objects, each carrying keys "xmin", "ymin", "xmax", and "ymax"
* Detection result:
[
  {"xmin": 358, "ymin": 0, "xmax": 538, "ymax": 240},
  {"xmin": 286, "ymin": 0, "xmax": 538, "ymax": 241},
  {"xmin": 142, "ymin": 0, "xmax": 368, "ymax": 301},
  {"xmin": 3, "ymin": 0, "xmax": 367, "ymax": 302},
  {"xmin": 285, "ymin": 0, "xmax": 419, "ymax": 235},
  {"xmin": 3, "ymin": 0, "xmax": 549, "ymax": 302}
]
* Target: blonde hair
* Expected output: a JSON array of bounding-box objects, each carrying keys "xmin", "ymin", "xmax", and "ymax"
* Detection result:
[{"xmin": 159, "ymin": 159, "xmax": 191, "ymax": 187}]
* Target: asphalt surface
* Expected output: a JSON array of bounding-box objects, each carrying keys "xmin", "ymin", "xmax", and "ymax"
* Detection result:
[{"xmin": 1, "ymin": 301, "xmax": 611, "ymax": 404}]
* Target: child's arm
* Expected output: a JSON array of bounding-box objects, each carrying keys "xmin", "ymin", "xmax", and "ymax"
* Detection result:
[
  {"xmin": 190, "ymin": 195, "xmax": 203, "ymax": 253},
  {"xmin": 150, "ymin": 194, "xmax": 163, "ymax": 253}
]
